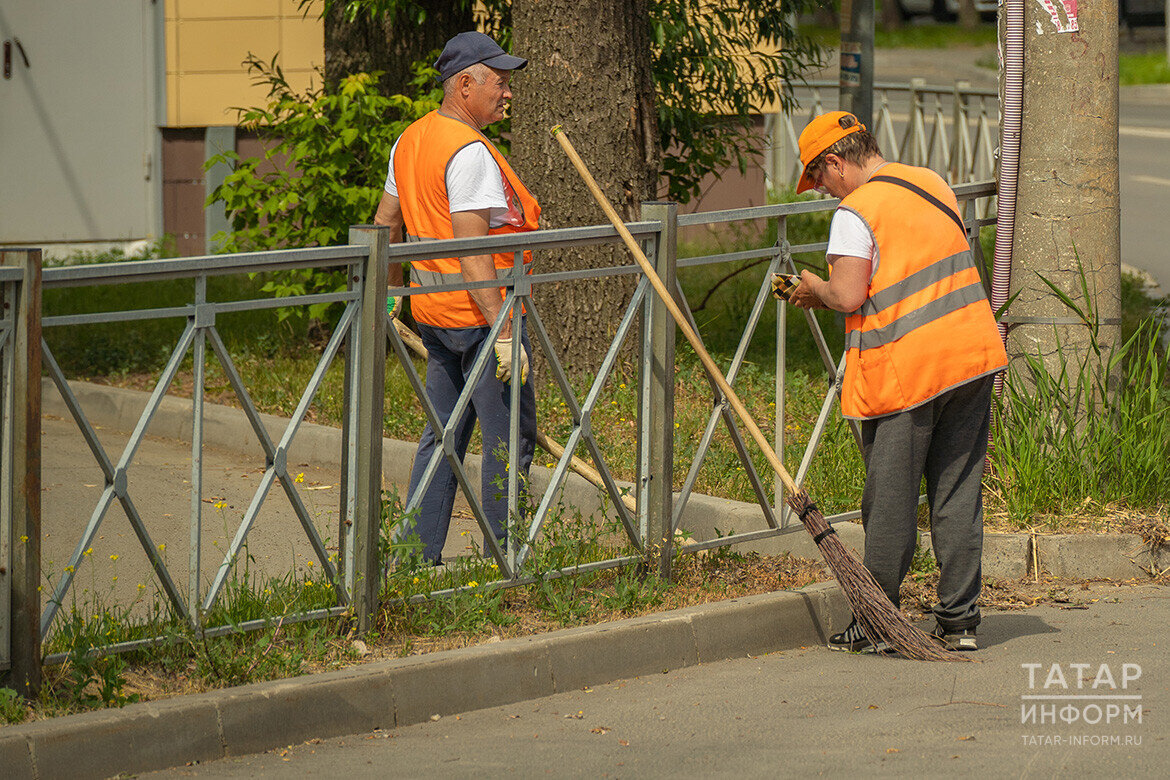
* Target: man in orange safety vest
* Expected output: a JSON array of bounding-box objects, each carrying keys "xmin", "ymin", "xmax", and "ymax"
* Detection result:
[{"xmin": 374, "ymin": 32, "xmax": 540, "ymax": 566}]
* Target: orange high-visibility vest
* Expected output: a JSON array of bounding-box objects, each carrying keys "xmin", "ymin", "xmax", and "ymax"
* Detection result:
[
  {"xmin": 394, "ymin": 110, "xmax": 541, "ymax": 328},
  {"xmin": 836, "ymin": 163, "xmax": 1007, "ymax": 419}
]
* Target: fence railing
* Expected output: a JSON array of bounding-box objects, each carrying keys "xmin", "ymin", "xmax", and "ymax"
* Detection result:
[
  {"xmin": 766, "ymin": 80, "xmax": 999, "ymax": 209},
  {"xmin": 7, "ymin": 180, "xmax": 997, "ymax": 681}
]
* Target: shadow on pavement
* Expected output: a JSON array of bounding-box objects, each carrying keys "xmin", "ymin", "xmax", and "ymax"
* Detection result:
[{"xmin": 976, "ymin": 612, "xmax": 1059, "ymax": 649}]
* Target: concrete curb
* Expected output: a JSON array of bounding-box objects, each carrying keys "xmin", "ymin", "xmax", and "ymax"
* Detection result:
[
  {"xmin": 41, "ymin": 379, "xmax": 1169, "ymax": 582},
  {"xmin": 0, "ymin": 582, "xmax": 849, "ymax": 780}
]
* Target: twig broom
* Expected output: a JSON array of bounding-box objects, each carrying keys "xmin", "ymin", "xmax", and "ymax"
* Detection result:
[{"xmin": 552, "ymin": 126, "xmax": 966, "ymax": 662}]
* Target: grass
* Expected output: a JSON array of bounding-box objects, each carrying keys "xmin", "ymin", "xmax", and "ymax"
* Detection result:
[
  {"xmin": 802, "ymin": 21, "xmax": 1170, "ymax": 86},
  {"xmin": 986, "ymin": 267, "xmax": 1170, "ymax": 529},
  {"xmin": 799, "ymin": 22, "xmax": 998, "ymax": 50},
  {"xmin": 1120, "ymin": 51, "xmax": 1170, "ymax": 85},
  {"xmin": 4, "ymin": 493, "xmax": 829, "ymax": 725}
]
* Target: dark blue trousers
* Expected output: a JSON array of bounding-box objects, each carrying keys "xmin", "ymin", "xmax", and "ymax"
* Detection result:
[{"xmin": 407, "ymin": 321, "xmax": 536, "ymax": 563}]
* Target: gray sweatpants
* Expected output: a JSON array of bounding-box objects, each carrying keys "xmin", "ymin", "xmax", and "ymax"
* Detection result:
[{"xmin": 858, "ymin": 374, "xmax": 995, "ymax": 630}]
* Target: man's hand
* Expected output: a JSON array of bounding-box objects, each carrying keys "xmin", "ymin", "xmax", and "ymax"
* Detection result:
[
  {"xmin": 788, "ymin": 270, "xmax": 827, "ymax": 310},
  {"xmin": 494, "ymin": 336, "xmax": 529, "ymax": 385}
]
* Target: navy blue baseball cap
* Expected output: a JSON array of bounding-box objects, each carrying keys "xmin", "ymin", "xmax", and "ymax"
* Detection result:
[{"xmin": 435, "ymin": 32, "xmax": 527, "ymax": 82}]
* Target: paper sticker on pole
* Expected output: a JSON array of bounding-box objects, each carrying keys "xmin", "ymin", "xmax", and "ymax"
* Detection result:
[{"xmin": 1035, "ymin": 0, "xmax": 1079, "ymax": 32}]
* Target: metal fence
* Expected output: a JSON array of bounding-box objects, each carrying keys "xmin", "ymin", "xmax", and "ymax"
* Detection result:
[
  {"xmin": 1, "ymin": 249, "xmax": 41, "ymax": 692},
  {"xmin": 766, "ymin": 80, "xmax": 999, "ymax": 205},
  {"xmin": 6, "ymin": 181, "xmax": 997, "ymax": 679}
]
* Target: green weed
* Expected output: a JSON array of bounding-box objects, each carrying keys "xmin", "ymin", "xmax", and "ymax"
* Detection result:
[
  {"xmin": 988, "ymin": 265, "xmax": 1170, "ymax": 526},
  {"xmin": 0, "ymin": 688, "xmax": 28, "ymax": 724}
]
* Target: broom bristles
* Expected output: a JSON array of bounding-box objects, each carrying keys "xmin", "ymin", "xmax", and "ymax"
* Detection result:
[{"xmin": 788, "ymin": 490, "xmax": 969, "ymax": 663}]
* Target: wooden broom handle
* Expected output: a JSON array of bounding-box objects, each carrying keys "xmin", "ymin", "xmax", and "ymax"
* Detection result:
[{"xmin": 551, "ymin": 126, "xmax": 798, "ymax": 495}]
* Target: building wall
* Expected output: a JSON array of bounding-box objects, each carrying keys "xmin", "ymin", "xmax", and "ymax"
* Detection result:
[
  {"xmin": 162, "ymin": 1, "xmax": 323, "ymax": 254},
  {"xmin": 164, "ymin": 0, "xmax": 323, "ymax": 128}
]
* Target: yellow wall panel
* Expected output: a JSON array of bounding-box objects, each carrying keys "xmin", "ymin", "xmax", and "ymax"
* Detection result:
[
  {"xmin": 175, "ymin": 73, "xmax": 269, "ymax": 126},
  {"xmin": 174, "ymin": 0, "xmax": 281, "ymax": 20},
  {"xmin": 280, "ymin": 0, "xmax": 311, "ymax": 16},
  {"xmin": 166, "ymin": 74, "xmax": 180, "ymax": 127},
  {"xmin": 280, "ymin": 16, "xmax": 324, "ymax": 69},
  {"xmin": 176, "ymin": 19, "xmax": 282, "ymax": 74},
  {"xmin": 282, "ymin": 70, "xmax": 318, "ymax": 96}
]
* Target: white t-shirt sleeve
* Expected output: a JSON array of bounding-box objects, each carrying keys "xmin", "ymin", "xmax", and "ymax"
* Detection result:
[
  {"xmin": 384, "ymin": 137, "xmax": 400, "ymax": 196},
  {"xmin": 826, "ymin": 208, "xmax": 879, "ymax": 279},
  {"xmin": 385, "ymin": 139, "xmax": 515, "ymax": 227},
  {"xmin": 445, "ymin": 143, "xmax": 509, "ymax": 221}
]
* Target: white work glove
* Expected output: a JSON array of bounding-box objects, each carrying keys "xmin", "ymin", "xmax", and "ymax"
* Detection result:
[{"xmin": 494, "ymin": 336, "xmax": 529, "ymax": 385}]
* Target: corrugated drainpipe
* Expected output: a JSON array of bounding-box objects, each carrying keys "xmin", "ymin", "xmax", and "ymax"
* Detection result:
[{"xmin": 992, "ymin": 0, "xmax": 1025, "ymax": 393}]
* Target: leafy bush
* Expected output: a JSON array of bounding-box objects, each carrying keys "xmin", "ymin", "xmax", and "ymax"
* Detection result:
[{"xmin": 207, "ymin": 56, "xmax": 442, "ymax": 318}]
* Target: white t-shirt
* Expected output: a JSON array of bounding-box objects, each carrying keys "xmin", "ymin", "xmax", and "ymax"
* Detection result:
[
  {"xmin": 384, "ymin": 138, "xmax": 520, "ymax": 228},
  {"xmin": 826, "ymin": 208, "xmax": 879, "ymax": 280}
]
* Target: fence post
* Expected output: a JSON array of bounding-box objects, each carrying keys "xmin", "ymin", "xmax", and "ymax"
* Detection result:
[
  {"xmin": 1, "ymin": 249, "xmax": 42, "ymax": 697},
  {"xmin": 639, "ymin": 203, "xmax": 677, "ymax": 578},
  {"xmin": 348, "ymin": 227, "xmax": 388, "ymax": 633}
]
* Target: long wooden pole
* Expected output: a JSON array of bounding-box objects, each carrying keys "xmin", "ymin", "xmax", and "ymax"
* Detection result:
[{"xmin": 551, "ymin": 126, "xmax": 799, "ymax": 496}]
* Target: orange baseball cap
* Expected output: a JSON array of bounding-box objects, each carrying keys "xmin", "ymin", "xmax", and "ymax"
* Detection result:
[{"xmin": 796, "ymin": 111, "xmax": 865, "ymax": 193}]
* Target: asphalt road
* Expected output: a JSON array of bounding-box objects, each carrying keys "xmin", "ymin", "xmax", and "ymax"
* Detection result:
[
  {"xmin": 1120, "ymin": 93, "xmax": 1170, "ymax": 292},
  {"xmin": 150, "ymin": 583, "xmax": 1167, "ymax": 778}
]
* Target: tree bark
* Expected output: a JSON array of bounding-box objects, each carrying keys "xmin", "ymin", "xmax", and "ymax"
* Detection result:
[
  {"xmin": 323, "ymin": 2, "xmax": 473, "ymax": 97},
  {"xmin": 511, "ymin": 0, "xmax": 661, "ymax": 374}
]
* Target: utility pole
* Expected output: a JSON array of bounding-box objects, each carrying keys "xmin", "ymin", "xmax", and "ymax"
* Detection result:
[
  {"xmin": 839, "ymin": 0, "xmax": 874, "ymax": 129},
  {"xmin": 1003, "ymin": 1, "xmax": 1121, "ymax": 381}
]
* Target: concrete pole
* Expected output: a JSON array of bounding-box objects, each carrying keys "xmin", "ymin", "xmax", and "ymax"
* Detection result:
[
  {"xmin": 839, "ymin": 0, "xmax": 875, "ymax": 130},
  {"xmin": 1005, "ymin": 2, "xmax": 1121, "ymax": 383}
]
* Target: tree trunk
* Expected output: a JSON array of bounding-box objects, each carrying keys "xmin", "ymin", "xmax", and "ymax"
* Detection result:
[
  {"xmin": 511, "ymin": 0, "xmax": 661, "ymax": 375},
  {"xmin": 880, "ymin": 0, "xmax": 903, "ymax": 30},
  {"xmin": 958, "ymin": 0, "xmax": 980, "ymax": 29},
  {"xmin": 323, "ymin": 2, "xmax": 473, "ymax": 97}
]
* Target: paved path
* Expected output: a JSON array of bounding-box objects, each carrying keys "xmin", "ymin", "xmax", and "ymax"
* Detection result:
[
  {"xmin": 150, "ymin": 583, "xmax": 1166, "ymax": 778},
  {"xmin": 39, "ymin": 411, "xmax": 479, "ymax": 621}
]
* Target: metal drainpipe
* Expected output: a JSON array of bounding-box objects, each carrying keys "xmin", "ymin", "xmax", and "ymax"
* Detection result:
[{"xmin": 992, "ymin": 0, "xmax": 1024, "ymax": 374}]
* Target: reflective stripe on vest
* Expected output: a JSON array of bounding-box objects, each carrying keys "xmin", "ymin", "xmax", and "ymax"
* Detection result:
[
  {"xmin": 404, "ymin": 231, "xmax": 534, "ymax": 289},
  {"xmin": 847, "ymin": 279, "xmax": 988, "ymax": 351},
  {"xmin": 410, "ymin": 261, "xmax": 534, "ymax": 289},
  {"xmin": 858, "ymin": 249, "xmax": 976, "ymax": 317}
]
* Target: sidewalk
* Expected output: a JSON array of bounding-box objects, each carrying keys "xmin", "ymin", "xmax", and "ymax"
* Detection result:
[{"xmin": 154, "ymin": 584, "xmax": 1169, "ymax": 778}]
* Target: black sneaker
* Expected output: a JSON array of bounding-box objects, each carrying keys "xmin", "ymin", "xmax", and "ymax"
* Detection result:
[
  {"xmin": 931, "ymin": 623, "xmax": 978, "ymax": 651},
  {"xmin": 827, "ymin": 618, "xmax": 887, "ymax": 654}
]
